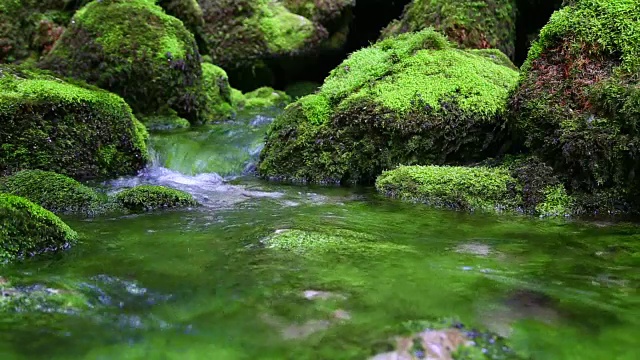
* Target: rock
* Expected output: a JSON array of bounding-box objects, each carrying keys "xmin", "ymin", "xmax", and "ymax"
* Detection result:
[
  {"xmin": 201, "ymin": 62, "xmax": 235, "ymax": 122},
  {"xmin": 507, "ymin": 0, "xmax": 640, "ymax": 212},
  {"xmin": 259, "ymin": 30, "xmax": 519, "ymax": 184},
  {"xmin": 157, "ymin": 0, "xmax": 204, "ymax": 36},
  {"xmin": 0, "ymin": 0, "xmax": 72, "ymax": 63},
  {"xmin": 40, "ymin": 0, "xmax": 205, "ymax": 123},
  {"xmin": 381, "ymin": 0, "xmax": 517, "ymax": 59},
  {"xmin": 370, "ymin": 329, "xmax": 472, "ymax": 360},
  {"xmin": 0, "ymin": 193, "xmax": 78, "ymax": 262},
  {"xmin": 455, "ymin": 243, "xmax": 492, "ymax": 257},
  {"xmin": 0, "ymin": 170, "xmax": 103, "ymax": 215},
  {"xmin": 375, "ymin": 163, "xmax": 574, "ymax": 215},
  {"xmin": 242, "ymin": 87, "xmax": 291, "ymax": 110},
  {"xmin": 302, "ymin": 290, "xmax": 346, "ymax": 301},
  {"xmin": 113, "ymin": 185, "xmax": 198, "ymax": 212},
  {"xmin": 0, "ymin": 66, "xmax": 149, "ymax": 180}
]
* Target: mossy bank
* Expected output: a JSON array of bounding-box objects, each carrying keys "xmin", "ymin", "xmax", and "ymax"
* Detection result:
[{"xmin": 259, "ymin": 30, "xmax": 519, "ymax": 184}]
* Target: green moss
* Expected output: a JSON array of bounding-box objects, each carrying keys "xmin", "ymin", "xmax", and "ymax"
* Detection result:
[
  {"xmin": 201, "ymin": 62, "xmax": 235, "ymax": 122},
  {"xmin": 376, "ymin": 165, "xmax": 520, "ymax": 212},
  {"xmin": 114, "ymin": 185, "xmax": 198, "ymax": 212},
  {"xmin": 262, "ymin": 228, "xmax": 413, "ymax": 255},
  {"xmin": 40, "ymin": 0, "xmax": 205, "ymax": 122},
  {"xmin": 230, "ymin": 88, "xmax": 246, "ymax": 108},
  {"xmin": 0, "ymin": 170, "xmax": 103, "ymax": 215},
  {"xmin": 0, "ymin": 66, "xmax": 149, "ymax": 180},
  {"xmin": 259, "ymin": 30, "xmax": 519, "ymax": 184},
  {"xmin": 140, "ymin": 110, "xmax": 191, "ymax": 131},
  {"xmin": 381, "ymin": 0, "xmax": 517, "ymax": 59},
  {"xmin": 284, "ymin": 81, "xmax": 320, "ymax": 100},
  {"xmin": 156, "ymin": 0, "xmax": 204, "ymax": 35},
  {"xmin": 0, "ymin": 193, "xmax": 77, "ymax": 262},
  {"xmin": 259, "ymin": 1, "xmax": 315, "ymax": 53},
  {"xmin": 508, "ymin": 0, "xmax": 640, "ymax": 209},
  {"xmin": 243, "ymin": 87, "xmax": 292, "ymax": 110}
]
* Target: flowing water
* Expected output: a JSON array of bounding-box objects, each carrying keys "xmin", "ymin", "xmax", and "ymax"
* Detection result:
[{"xmin": 1, "ymin": 110, "xmax": 638, "ymax": 359}]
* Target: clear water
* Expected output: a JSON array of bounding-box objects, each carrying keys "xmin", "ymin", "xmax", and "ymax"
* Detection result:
[{"xmin": 1, "ymin": 111, "xmax": 638, "ymax": 359}]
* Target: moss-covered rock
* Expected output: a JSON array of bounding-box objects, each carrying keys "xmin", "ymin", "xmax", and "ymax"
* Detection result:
[
  {"xmin": 0, "ymin": 66, "xmax": 149, "ymax": 180},
  {"xmin": 157, "ymin": 0, "xmax": 204, "ymax": 36},
  {"xmin": 285, "ymin": 81, "xmax": 320, "ymax": 100},
  {"xmin": 201, "ymin": 62, "xmax": 235, "ymax": 121},
  {"xmin": 243, "ymin": 87, "xmax": 292, "ymax": 110},
  {"xmin": 375, "ymin": 164, "xmax": 574, "ymax": 216},
  {"xmin": 508, "ymin": 0, "xmax": 640, "ymax": 208},
  {"xmin": 0, "ymin": 0, "xmax": 73, "ymax": 64},
  {"xmin": 0, "ymin": 170, "xmax": 103, "ymax": 215},
  {"xmin": 381, "ymin": 0, "xmax": 517, "ymax": 59},
  {"xmin": 39, "ymin": 0, "xmax": 205, "ymax": 123},
  {"xmin": 139, "ymin": 108, "xmax": 191, "ymax": 131},
  {"xmin": 283, "ymin": 0, "xmax": 354, "ymax": 50},
  {"xmin": 199, "ymin": 0, "xmax": 318, "ymax": 69},
  {"xmin": 114, "ymin": 185, "xmax": 198, "ymax": 212},
  {"xmin": 259, "ymin": 30, "xmax": 519, "ymax": 184},
  {"xmin": 0, "ymin": 193, "xmax": 77, "ymax": 262}
]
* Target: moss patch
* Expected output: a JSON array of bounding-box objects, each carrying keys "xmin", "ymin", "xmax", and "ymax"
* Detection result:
[
  {"xmin": 0, "ymin": 66, "xmax": 149, "ymax": 180},
  {"xmin": 508, "ymin": 0, "xmax": 640, "ymax": 209},
  {"xmin": 40, "ymin": 0, "xmax": 205, "ymax": 122},
  {"xmin": 243, "ymin": 87, "xmax": 292, "ymax": 110},
  {"xmin": 259, "ymin": 30, "xmax": 519, "ymax": 184},
  {"xmin": 381, "ymin": 0, "xmax": 517, "ymax": 59},
  {"xmin": 201, "ymin": 62, "xmax": 235, "ymax": 121},
  {"xmin": 114, "ymin": 185, "xmax": 198, "ymax": 212},
  {"xmin": 0, "ymin": 193, "xmax": 77, "ymax": 262},
  {"xmin": 0, "ymin": 170, "xmax": 103, "ymax": 215}
]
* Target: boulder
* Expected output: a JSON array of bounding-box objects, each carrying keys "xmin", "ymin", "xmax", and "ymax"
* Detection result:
[
  {"xmin": 259, "ymin": 30, "xmax": 519, "ymax": 184},
  {"xmin": 0, "ymin": 66, "xmax": 149, "ymax": 180},
  {"xmin": 40, "ymin": 0, "xmax": 205, "ymax": 122},
  {"xmin": 382, "ymin": 0, "xmax": 517, "ymax": 59},
  {"xmin": 0, "ymin": 193, "xmax": 77, "ymax": 262}
]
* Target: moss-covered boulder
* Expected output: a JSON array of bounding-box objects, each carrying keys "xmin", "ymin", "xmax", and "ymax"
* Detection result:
[
  {"xmin": 0, "ymin": 0, "xmax": 73, "ymax": 64},
  {"xmin": 157, "ymin": 0, "xmax": 204, "ymax": 36},
  {"xmin": 375, "ymin": 164, "xmax": 573, "ymax": 216},
  {"xmin": 0, "ymin": 170, "xmax": 103, "ymax": 215},
  {"xmin": 381, "ymin": 0, "xmax": 517, "ymax": 59},
  {"xmin": 40, "ymin": 0, "xmax": 205, "ymax": 122},
  {"xmin": 508, "ymin": 0, "xmax": 640, "ymax": 206},
  {"xmin": 283, "ymin": 0, "xmax": 354, "ymax": 50},
  {"xmin": 114, "ymin": 185, "xmax": 198, "ymax": 212},
  {"xmin": 201, "ymin": 62, "xmax": 235, "ymax": 121},
  {"xmin": 0, "ymin": 193, "xmax": 78, "ymax": 262},
  {"xmin": 259, "ymin": 30, "xmax": 519, "ymax": 184},
  {"xmin": 0, "ymin": 66, "xmax": 149, "ymax": 180},
  {"xmin": 243, "ymin": 87, "xmax": 291, "ymax": 110}
]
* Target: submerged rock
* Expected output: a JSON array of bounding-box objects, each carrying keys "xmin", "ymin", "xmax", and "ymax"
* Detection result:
[
  {"xmin": 508, "ymin": 0, "xmax": 640, "ymax": 212},
  {"xmin": 0, "ymin": 170, "xmax": 104, "ymax": 215},
  {"xmin": 382, "ymin": 0, "xmax": 517, "ymax": 59},
  {"xmin": 40, "ymin": 0, "xmax": 205, "ymax": 122},
  {"xmin": 114, "ymin": 185, "xmax": 198, "ymax": 212},
  {"xmin": 0, "ymin": 193, "xmax": 77, "ymax": 262},
  {"xmin": 259, "ymin": 30, "xmax": 519, "ymax": 184},
  {"xmin": 0, "ymin": 66, "xmax": 149, "ymax": 180}
]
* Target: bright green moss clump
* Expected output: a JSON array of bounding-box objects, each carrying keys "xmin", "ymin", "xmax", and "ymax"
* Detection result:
[
  {"xmin": 0, "ymin": 193, "xmax": 78, "ymax": 262},
  {"xmin": 259, "ymin": 30, "xmax": 519, "ymax": 184},
  {"xmin": 201, "ymin": 62, "xmax": 235, "ymax": 121},
  {"xmin": 0, "ymin": 66, "xmax": 149, "ymax": 180},
  {"xmin": 382, "ymin": 0, "xmax": 517, "ymax": 59},
  {"xmin": 40, "ymin": 0, "xmax": 205, "ymax": 123},
  {"xmin": 0, "ymin": 170, "xmax": 103, "ymax": 215},
  {"xmin": 376, "ymin": 165, "xmax": 520, "ymax": 212},
  {"xmin": 114, "ymin": 185, "xmax": 198, "ymax": 212},
  {"xmin": 243, "ymin": 87, "xmax": 292, "ymax": 110},
  {"xmin": 508, "ymin": 0, "xmax": 640, "ymax": 211},
  {"xmin": 375, "ymin": 164, "xmax": 574, "ymax": 216}
]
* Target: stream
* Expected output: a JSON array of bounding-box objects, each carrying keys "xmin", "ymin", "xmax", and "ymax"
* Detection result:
[{"xmin": 1, "ymin": 110, "xmax": 638, "ymax": 359}]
